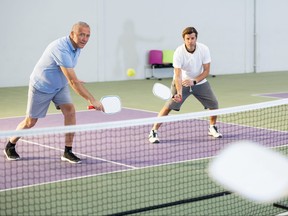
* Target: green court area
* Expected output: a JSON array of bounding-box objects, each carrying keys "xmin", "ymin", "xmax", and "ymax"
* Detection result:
[
  {"xmin": 2, "ymin": 157, "xmax": 287, "ymax": 215},
  {"xmin": 0, "ymin": 71, "xmax": 287, "ymax": 118},
  {"xmin": 1, "ymin": 100, "xmax": 288, "ymax": 215},
  {"xmin": 1, "ymin": 71, "xmax": 288, "ymax": 215}
]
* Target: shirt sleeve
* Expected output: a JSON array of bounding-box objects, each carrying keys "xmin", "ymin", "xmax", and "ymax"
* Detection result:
[
  {"xmin": 51, "ymin": 47, "xmax": 74, "ymax": 68},
  {"xmin": 202, "ymin": 45, "xmax": 211, "ymax": 64},
  {"xmin": 173, "ymin": 47, "xmax": 183, "ymax": 68}
]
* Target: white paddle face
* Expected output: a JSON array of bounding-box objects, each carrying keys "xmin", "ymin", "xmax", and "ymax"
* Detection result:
[
  {"xmin": 209, "ymin": 141, "xmax": 288, "ymax": 203},
  {"xmin": 152, "ymin": 83, "xmax": 172, "ymax": 100},
  {"xmin": 101, "ymin": 96, "xmax": 121, "ymax": 114}
]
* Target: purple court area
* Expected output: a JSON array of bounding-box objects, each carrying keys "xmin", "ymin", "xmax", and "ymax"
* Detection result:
[
  {"xmin": 0, "ymin": 108, "xmax": 156, "ymax": 130},
  {"xmin": 1, "ymin": 107, "xmax": 288, "ymax": 190},
  {"xmin": 258, "ymin": 92, "xmax": 288, "ymax": 99}
]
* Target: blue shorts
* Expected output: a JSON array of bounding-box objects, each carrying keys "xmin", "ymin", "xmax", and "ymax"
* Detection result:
[
  {"xmin": 26, "ymin": 85, "xmax": 72, "ymax": 118},
  {"xmin": 166, "ymin": 81, "xmax": 219, "ymax": 111}
]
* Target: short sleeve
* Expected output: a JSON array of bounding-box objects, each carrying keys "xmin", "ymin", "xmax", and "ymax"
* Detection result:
[
  {"xmin": 202, "ymin": 45, "xmax": 211, "ymax": 64},
  {"xmin": 51, "ymin": 48, "xmax": 74, "ymax": 68},
  {"xmin": 173, "ymin": 46, "xmax": 183, "ymax": 68}
]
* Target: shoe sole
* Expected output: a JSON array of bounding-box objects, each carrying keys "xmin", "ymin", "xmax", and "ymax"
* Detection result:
[
  {"xmin": 149, "ymin": 138, "xmax": 160, "ymax": 144},
  {"xmin": 208, "ymin": 132, "xmax": 223, "ymax": 138},
  {"xmin": 3, "ymin": 150, "xmax": 20, "ymax": 161},
  {"xmin": 61, "ymin": 156, "xmax": 82, "ymax": 164}
]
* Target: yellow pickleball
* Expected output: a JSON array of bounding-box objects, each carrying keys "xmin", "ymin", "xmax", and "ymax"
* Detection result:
[{"xmin": 127, "ymin": 68, "xmax": 136, "ymax": 77}]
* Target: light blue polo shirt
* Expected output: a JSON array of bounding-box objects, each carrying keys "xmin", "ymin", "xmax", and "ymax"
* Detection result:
[{"xmin": 30, "ymin": 36, "xmax": 81, "ymax": 93}]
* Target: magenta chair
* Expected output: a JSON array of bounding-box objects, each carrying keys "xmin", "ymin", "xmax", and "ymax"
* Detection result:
[{"xmin": 147, "ymin": 50, "xmax": 163, "ymax": 80}]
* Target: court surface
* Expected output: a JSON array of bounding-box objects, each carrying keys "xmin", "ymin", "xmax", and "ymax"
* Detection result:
[
  {"xmin": 1, "ymin": 72, "xmax": 288, "ymax": 215},
  {"xmin": 1, "ymin": 106, "xmax": 287, "ymax": 191}
]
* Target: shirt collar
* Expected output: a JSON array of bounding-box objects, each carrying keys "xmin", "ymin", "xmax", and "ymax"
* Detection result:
[{"xmin": 67, "ymin": 36, "xmax": 77, "ymax": 53}]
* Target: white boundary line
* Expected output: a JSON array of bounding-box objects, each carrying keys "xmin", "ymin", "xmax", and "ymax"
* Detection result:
[
  {"xmin": 0, "ymin": 107, "xmax": 158, "ymax": 120},
  {"xmin": 0, "ymin": 142, "xmax": 213, "ymax": 193},
  {"xmin": 3, "ymin": 142, "xmax": 288, "ymax": 193},
  {"xmin": 21, "ymin": 139, "xmax": 137, "ymax": 169},
  {"xmin": 277, "ymin": 212, "xmax": 288, "ymax": 216},
  {"xmin": 1, "ymin": 99, "xmax": 288, "ymax": 192},
  {"xmin": 1, "ymin": 128, "xmax": 287, "ymax": 193},
  {"xmin": 1, "ymin": 98, "xmax": 288, "ymax": 138},
  {"xmin": 252, "ymin": 92, "xmax": 288, "ymax": 99}
]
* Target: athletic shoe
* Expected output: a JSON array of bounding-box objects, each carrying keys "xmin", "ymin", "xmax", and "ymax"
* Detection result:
[
  {"xmin": 208, "ymin": 125, "xmax": 223, "ymax": 138},
  {"xmin": 148, "ymin": 130, "xmax": 160, "ymax": 143},
  {"xmin": 3, "ymin": 147, "xmax": 20, "ymax": 161},
  {"xmin": 61, "ymin": 151, "xmax": 81, "ymax": 164}
]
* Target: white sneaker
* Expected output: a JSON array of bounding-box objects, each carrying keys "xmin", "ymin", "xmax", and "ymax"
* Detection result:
[
  {"xmin": 148, "ymin": 130, "xmax": 160, "ymax": 143},
  {"xmin": 208, "ymin": 125, "xmax": 222, "ymax": 138}
]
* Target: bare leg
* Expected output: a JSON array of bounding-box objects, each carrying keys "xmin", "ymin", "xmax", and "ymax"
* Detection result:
[
  {"xmin": 151, "ymin": 106, "xmax": 172, "ymax": 131},
  {"xmin": 208, "ymin": 109, "xmax": 222, "ymax": 138},
  {"xmin": 59, "ymin": 104, "xmax": 76, "ymax": 147},
  {"xmin": 9, "ymin": 117, "xmax": 38, "ymax": 144},
  {"xmin": 59, "ymin": 104, "xmax": 82, "ymax": 163},
  {"xmin": 209, "ymin": 108, "xmax": 217, "ymax": 125},
  {"xmin": 210, "ymin": 115, "xmax": 217, "ymax": 125}
]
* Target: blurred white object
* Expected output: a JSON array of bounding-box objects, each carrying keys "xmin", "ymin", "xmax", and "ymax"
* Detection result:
[{"xmin": 209, "ymin": 140, "xmax": 288, "ymax": 203}]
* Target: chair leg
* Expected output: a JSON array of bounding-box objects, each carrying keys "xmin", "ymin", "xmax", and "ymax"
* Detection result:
[
  {"xmin": 153, "ymin": 66, "xmax": 162, "ymax": 80},
  {"xmin": 146, "ymin": 66, "xmax": 161, "ymax": 80}
]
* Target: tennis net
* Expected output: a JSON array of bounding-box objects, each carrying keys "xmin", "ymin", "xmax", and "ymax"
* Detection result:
[{"xmin": 1, "ymin": 99, "xmax": 288, "ymax": 215}]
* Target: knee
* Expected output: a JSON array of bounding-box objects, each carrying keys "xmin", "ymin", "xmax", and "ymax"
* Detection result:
[
  {"xmin": 63, "ymin": 106, "xmax": 76, "ymax": 119},
  {"xmin": 65, "ymin": 111, "xmax": 76, "ymax": 120},
  {"xmin": 25, "ymin": 118, "xmax": 38, "ymax": 128}
]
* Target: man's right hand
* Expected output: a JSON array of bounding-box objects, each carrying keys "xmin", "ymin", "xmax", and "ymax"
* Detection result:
[
  {"xmin": 173, "ymin": 94, "xmax": 182, "ymax": 103},
  {"xmin": 90, "ymin": 101, "xmax": 104, "ymax": 112}
]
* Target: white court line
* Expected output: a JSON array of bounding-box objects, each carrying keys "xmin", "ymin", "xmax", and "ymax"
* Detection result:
[
  {"xmin": 2, "ymin": 136, "xmax": 288, "ymax": 193},
  {"xmin": 0, "ymin": 107, "xmax": 158, "ymax": 120},
  {"xmin": 277, "ymin": 212, "xmax": 288, "ymax": 216},
  {"xmin": 2, "ymin": 108, "xmax": 288, "ymax": 193},
  {"xmin": 21, "ymin": 139, "xmax": 137, "ymax": 169},
  {"xmin": 0, "ymin": 142, "xmax": 213, "ymax": 193},
  {"xmin": 252, "ymin": 92, "xmax": 288, "ymax": 99}
]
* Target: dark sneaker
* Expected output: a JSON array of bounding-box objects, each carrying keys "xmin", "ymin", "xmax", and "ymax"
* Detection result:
[
  {"xmin": 61, "ymin": 151, "xmax": 81, "ymax": 164},
  {"xmin": 4, "ymin": 147, "xmax": 20, "ymax": 161},
  {"xmin": 148, "ymin": 130, "xmax": 160, "ymax": 144}
]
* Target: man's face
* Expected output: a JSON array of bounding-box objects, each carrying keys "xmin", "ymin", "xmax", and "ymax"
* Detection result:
[
  {"xmin": 70, "ymin": 26, "xmax": 90, "ymax": 49},
  {"xmin": 184, "ymin": 33, "xmax": 197, "ymax": 50}
]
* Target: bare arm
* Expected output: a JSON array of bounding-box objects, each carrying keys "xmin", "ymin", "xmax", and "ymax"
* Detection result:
[
  {"xmin": 195, "ymin": 63, "xmax": 210, "ymax": 83},
  {"xmin": 60, "ymin": 66, "xmax": 104, "ymax": 111},
  {"xmin": 182, "ymin": 63, "xmax": 210, "ymax": 87},
  {"xmin": 173, "ymin": 67, "xmax": 183, "ymax": 102}
]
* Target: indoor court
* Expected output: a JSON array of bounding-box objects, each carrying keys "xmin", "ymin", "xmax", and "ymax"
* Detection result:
[
  {"xmin": 1, "ymin": 0, "xmax": 288, "ymax": 215},
  {"xmin": 1, "ymin": 72, "xmax": 288, "ymax": 215}
]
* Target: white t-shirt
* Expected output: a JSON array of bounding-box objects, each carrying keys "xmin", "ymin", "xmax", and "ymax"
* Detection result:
[{"xmin": 173, "ymin": 42, "xmax": 211, "ymax": 84}]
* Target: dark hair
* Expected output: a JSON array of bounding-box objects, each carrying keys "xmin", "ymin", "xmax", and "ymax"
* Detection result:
[{"xmin": 182, "ymin": 27, "xmax": 198, "ymax": 38}]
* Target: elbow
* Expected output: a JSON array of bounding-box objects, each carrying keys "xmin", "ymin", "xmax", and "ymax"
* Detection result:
[{"xmin": 68, "ymin": 79, "xmax": 80, "ymax": 87}]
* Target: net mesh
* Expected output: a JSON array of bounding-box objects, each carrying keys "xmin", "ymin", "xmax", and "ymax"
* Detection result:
[{"xmin": 1, "ymin": 99, "xmax": 288, "ymax": 215}]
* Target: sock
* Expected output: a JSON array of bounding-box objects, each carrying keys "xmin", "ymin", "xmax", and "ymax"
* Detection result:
[
  {"xmin": 65, "ymin": 146, "xmax": 72, "ymax": 153},
  {"xmin": 6, "ymin": 141, "xmax": 16, "ymax": 149}
]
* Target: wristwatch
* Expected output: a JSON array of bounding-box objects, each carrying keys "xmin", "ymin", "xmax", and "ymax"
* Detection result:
[{"xmin": 193, "ymin": 80, "xmax": 197, "ymax": 85}]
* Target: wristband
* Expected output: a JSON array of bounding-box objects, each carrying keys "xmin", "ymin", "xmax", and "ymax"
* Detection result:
[{"xmin": 193, "ymin": 80, "xmax": 197, "ymax": 85}]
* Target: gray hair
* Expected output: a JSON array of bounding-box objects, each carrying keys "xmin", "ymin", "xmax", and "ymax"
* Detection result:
[{"xmin": 72, "ymin": 21, "xmax": 90, "ymax": 31}]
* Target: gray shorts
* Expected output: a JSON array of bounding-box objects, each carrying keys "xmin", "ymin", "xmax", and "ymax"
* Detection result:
[
  {"xmin": 26, "ymin": 85, "xmax": 72, "ymax": 118},
  {"xmin": 166, "ymin": 81, "xmax": 219, "ymax": 111}
]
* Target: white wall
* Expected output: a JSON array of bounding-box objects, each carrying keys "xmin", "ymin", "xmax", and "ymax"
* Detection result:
[
  {"xmin": 101, "ymin": 0, "xmax": 254, "ymax": 80},
  {"xmin": 0, "ymin": 0, "xmax": 287, "ymax": 87},
  {"xmin": 0, "ymin": 0, "xmax": 100, "ymax": 87},
  {"xmin": 255, "ymin": 0, "xmax": 288, "ymax": 72}
]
